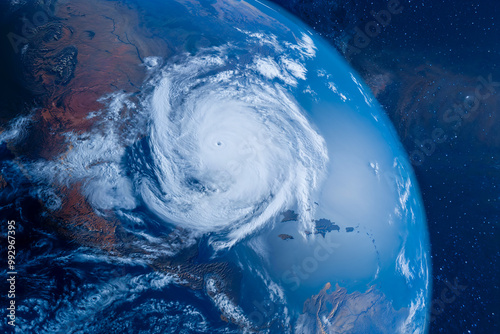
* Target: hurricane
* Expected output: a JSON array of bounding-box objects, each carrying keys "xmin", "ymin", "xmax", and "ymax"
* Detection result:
[
  {"xmin": 135, "ymin": 49, "xmax": 329, "ymax": 246},
  {"xmin": 27, "ymin": 40, "xmax": 329, "ymax": 249}
]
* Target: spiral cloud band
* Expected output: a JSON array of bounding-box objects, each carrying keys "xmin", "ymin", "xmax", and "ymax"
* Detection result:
[
  {"xmin": 137, "ymin": 50, "xmax": 329, "ymax": 245},
  {"xmin": 28, "ymin": 35, "xmax": 330, "ymax": 249}
]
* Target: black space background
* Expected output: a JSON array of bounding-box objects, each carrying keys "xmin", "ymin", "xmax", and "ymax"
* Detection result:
[{"xmin": 267, "ymin": 0, "xmax": 499, "ymax": 333}]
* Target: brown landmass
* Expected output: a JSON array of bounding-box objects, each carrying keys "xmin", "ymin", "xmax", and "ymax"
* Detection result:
[
  {"xmin": 22, "ymin": 0, "xmax": 169, "ymax": 159},
  {"xmin": 0, "ymin": 174, "xmax": 7, "ymax": 190},
  {"xmin": 281, "ymin": 209, "xmax": 298, "ymax": 222},
  {"xmin": 278, "ymin": 233, "xmax": 294, "ymax": 240},
  {"xmin": 50, "ymin": 183, "xmax": 118, "ymax": 250},
  {"xmin": 298, "ymin": 282, "xmax": 408, "ymax": 333},
  {"xmin": 12, "ymin": 0, "xmax": 171, "ymax": 249}
]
